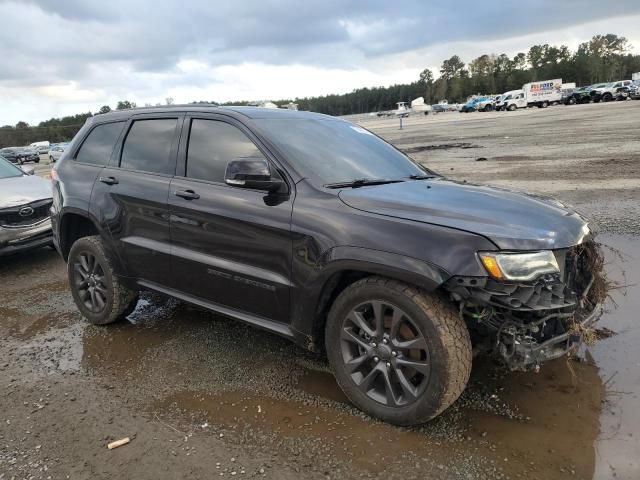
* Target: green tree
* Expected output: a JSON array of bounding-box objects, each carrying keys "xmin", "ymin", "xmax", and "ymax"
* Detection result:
[
  {"xmin": 116, "ymin": 100, "xmax": 137, "ymax": 110},
  {"xmin": 98, "ymin": 105, "xmax": 112, "ymax": 114}
]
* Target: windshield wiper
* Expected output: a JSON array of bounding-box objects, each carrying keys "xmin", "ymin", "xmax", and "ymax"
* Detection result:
[{"xmin": 324, "ymin": 178, "xmax": 404, "ymax": 189}]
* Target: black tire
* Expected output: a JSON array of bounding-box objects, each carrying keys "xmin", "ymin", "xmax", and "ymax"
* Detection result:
[
  {"xmin": 507, "ymin": 104, "xmax": 517, "ymax": 111},
  {"xmin": 484, "ymin": 104, "xmax": 494, "ymax": 112},
  {"xmin": 567, "ymin": 96, "xmax": 576, "ymax": 105},
  {"xmin": 325, "ymin": 277, "xmax": 472, "ymax": 426},
  {"xmin": 67, "ymin": 235, "xmax": 138, "ymax": 325},
  {"xmin": 602, "ymin": 93, "xmax": 613, "ymax": 102},
  {"xmin": 49, "ymin": 155, "xmax": 55, "ymax": 163},
  {"xmin": 539, "ymin": 101, "xmax": 548, "ymax": 108}
]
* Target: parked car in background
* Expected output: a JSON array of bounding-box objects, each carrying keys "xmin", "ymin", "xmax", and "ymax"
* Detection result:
[
  {"xmin": 591, "ymin": 80, "xmax": 632, "ymax": 102},
  {"xmin": 431, "ymin": 101, "xmax": 458, "ymax": 113},
  {"xmin": 49, "ymin": 144, "xmax": 67, "ymax": 163},
  {"xmin": 627, "ymin": 80, "xmax": 640, "ymax": 99},
  {"xmin": 496, "ymin": 90, "xmax": 522, "ymax": 110},
  {"xmin": 16, "ymin": 147, "xmax": 40, "ymax": 164},
  {"xmin": 30, "ymin": 141, "xmax": 50, "ymax": 154},
  {"xmin": 504, "ymin": 79, "xmax": 562, "ymax": 110},
  {"xmin": 0, "ymin": 148, "xmax": 21, "ymax": 164},
  {"xmin": 461, "ymin": 96, "xmax": 494, "ymax": 112},
  {"xmin": 0, "ymin": 155, "xmax": 53, "ymax": 256}
]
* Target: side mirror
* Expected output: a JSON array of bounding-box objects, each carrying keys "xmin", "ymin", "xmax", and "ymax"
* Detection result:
[
  {"xmin": 21, "ymin": 165, "xmax": 35, "ymax": 175},
  {"xmin": 225, "ymin": 158, "xmax": 283, "ymax": 192}
]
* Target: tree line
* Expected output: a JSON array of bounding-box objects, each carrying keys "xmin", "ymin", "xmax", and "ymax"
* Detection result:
[{"xmin": 1, "ymin": 34, "xmax": 638, "ymax": 148}]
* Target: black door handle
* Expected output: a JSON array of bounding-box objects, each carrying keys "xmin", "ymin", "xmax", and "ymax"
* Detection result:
[
  {"xmin": 99, "ymin": 176, "xmax": 118, "ymax": 185},
  {"xmin": 174, "ymin": 189, "xmax": 200, "ymax": 200}
]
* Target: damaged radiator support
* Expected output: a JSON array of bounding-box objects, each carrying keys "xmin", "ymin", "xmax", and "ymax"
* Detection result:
[{"xmin": 444, "ymin": 241, "xmax": 606, "ymax": 370}]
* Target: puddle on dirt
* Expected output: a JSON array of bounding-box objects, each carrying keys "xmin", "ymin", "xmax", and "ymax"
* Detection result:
[
  {"xmin": 1, "ymin": 236, "xmax": 638, "ymax": 478},
  {"xmin": 590, "ymin": 234, "xmax": 640, "ymax": 479},
  {"xmin": 296, "ymin": 369, "xmax": 349, "ymax": 404}
]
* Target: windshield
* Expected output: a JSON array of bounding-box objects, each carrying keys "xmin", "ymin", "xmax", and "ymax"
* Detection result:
[
  {"xmin": 0, "ymin": 156, "xmax": 23, "ymax": 179},
  {"xmin": 255, "ymin": 119, "xmax": 425, "ymax": 184}
]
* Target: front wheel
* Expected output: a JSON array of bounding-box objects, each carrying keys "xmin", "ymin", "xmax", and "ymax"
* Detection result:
[
  {"xmin": 68, "ymin": 235, "xmax": 138, "ymax": 325},
  {"xmin": 507, "ymin": 104, "xmax": 517, "ymax": 111},
  {"xmin": 325, "ymin": 277, "xmax": 472, "ymax": 426}
]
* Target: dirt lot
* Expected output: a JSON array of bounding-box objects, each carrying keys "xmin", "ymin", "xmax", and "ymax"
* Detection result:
[{"xmin": 1, "ymin": 102, "xmax": 639, "ymax": 479}]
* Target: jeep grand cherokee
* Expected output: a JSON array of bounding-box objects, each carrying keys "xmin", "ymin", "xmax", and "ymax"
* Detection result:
[{"xmin": 51, "ymin": 106, "xmax": 603, "ymax": 425}]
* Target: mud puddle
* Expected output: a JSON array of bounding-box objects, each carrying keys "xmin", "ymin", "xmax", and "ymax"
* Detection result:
[
  {"xmin": 402, "ymin": 142, "xmax": 482, "ymax": 154},
  {"xmin": 590, "ymin": 234, "xmax": 640, "ymax": 479},
  {"xmin": 1, "ymin": 235, "xmax": 638, "ymax": 479}
]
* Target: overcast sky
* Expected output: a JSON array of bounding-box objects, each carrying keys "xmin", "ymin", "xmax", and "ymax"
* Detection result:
[{"xmin": 1, "ymin": 0, "xmax": 640, "ymax": 125}]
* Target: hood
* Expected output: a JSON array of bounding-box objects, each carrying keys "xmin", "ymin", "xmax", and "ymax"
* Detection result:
[
  {"xmin": 338, "ymin": 179, "xmax": 591, "ymax": 250},
  {"xmin": 0, "ymin": 175, "xmax": 52, "ymax": 208}
]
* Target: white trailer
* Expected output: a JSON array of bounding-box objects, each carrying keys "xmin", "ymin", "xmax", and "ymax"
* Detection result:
[
  {"xmin": 632, "ymin": 72, "xmax": 640, "ymax": 81},
  {"xmin": 504, "ymin": 79, "xmax": 562, "ymax": 110}
]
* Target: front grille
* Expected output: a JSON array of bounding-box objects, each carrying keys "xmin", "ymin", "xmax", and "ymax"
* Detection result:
[{"xmin": 0, "ymin": 199, "xmax": 52, "ymax": 227}]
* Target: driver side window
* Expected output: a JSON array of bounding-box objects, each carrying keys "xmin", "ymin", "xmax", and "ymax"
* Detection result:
[{"xmin": 186, "ymin": 119, "xmax": 265, "ymax": 184}]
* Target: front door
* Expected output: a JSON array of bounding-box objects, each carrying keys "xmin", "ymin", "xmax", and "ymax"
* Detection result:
[
  {"xmin": 91, "ymin": 114, "xmax": 181, "ymax": 286},
  {"xmin": 169, "ymin": 115, "xmax": 293, "ymax": 323}
]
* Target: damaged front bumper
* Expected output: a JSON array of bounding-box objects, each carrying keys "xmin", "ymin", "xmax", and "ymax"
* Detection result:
[
  {"xmin": 445, "ymin": 241, "xmax": 605, "ymax": 371},
  {"xmin": 496, "ymin": 303, "xmax": 602, "ymax": 370}
]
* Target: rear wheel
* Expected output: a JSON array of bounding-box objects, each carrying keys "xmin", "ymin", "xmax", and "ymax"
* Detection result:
[
  {"xmin": 325, "ymin": 277, "xmax": 472, "ymax": 426},
  {"xmin": 540, "ymin": 101, "xmax": 549, "ymax": 108},
  {"xmin": 68, "ymin": 235, "xmax": 138, "ymax": 325}
]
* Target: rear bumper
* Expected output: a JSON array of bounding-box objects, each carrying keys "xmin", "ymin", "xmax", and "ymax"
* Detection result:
[{"xmin": 0, "ymin": 219, "xmax": 53, "ymax": 256}]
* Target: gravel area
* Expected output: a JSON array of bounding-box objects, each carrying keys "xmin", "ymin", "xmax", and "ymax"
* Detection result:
[{"xmin": 2, "ymin": 102, "xmax": 639, "ymax": 479}]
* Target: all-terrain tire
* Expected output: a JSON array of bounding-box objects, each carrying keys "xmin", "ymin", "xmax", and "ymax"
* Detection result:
[
  {"xmin": 67, "ymin": 235, "xmax": 138, "ymax": 325},
  {"xmin": 325, "ymin": 276, "xmax": 472, "ymax": 426}
]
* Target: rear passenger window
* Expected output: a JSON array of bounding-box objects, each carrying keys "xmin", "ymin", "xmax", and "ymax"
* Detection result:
[
  {"xmin": 186, "ymin": 119, "xmax": 264, "ymax": 183},
  {"xmin": 75, "ymin": 122, "xmax": 124, "ymax": 166},
  {"xmin": 120, "ymin": 119, "xmax": 177, "ymax": 174}
]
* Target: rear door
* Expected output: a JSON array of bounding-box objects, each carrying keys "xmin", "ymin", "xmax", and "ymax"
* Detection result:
[
  {"xmin": 90, "ymin": 113, "xmax": 182, "ymax": 286},
  {"xmin": 168, "ymin": 114, "xmax": 294, "ymax": 323}
]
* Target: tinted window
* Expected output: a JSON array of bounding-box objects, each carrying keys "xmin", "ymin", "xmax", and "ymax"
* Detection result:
[
  {"xmin": 255, "ymin": 119, "xmax": 424, "ymax": 184},
  {"xmin": 186, "ymin": 119, "xmax": 264, "ymax": 183},
  {"xmin": 120, "ymin": 119, "xmax": 177, "ymax": 174},
  {"xmin": 76, "ymin": 122, "xmax": 124, "ymax": 166}
]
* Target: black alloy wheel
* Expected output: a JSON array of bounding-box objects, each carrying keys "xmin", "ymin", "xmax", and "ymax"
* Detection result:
[
  {"xmin": 73, "ymin": 251, "xmax": 108, "ymax": 314},
  {"xmin": 339, "ymin": 300, "xmax": 430, "ymax": 407}
]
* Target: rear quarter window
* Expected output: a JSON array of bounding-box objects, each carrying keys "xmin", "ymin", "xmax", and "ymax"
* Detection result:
[{"xmin": 75, "ymin": 122, "xmax": 125, "ymax": 166}]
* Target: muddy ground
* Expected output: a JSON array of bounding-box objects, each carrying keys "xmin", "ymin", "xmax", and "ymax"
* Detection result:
[{"xmin": 1, "ymin": 102, "xmax": 639, "ymax": 479}]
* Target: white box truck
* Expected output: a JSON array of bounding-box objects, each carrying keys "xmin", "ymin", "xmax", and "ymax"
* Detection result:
[{"xmin": 504, "ymin": 79, "xmax": 562, "ymax": 110}]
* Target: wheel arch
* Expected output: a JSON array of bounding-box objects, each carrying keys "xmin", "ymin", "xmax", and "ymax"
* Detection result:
[
  {"xmin": 294, "ymin": 246, "xmax": 450, "ymax": 352},
  {"xmin": 58, "ymin": 209, "xmax": 102, "ymax": 261}
]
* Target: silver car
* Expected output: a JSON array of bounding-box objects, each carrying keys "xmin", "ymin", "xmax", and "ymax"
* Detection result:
[
  {"xmin": 48, "ymin": 144, "xmax": 67, "ymax": 163},
  {"xmin": 0, "ymin": 155, "xmax": 53, "ymax": 256}
]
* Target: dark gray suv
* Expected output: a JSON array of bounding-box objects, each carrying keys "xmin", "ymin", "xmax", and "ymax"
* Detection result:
[{"xmin": 51, "ymin": 106, "xmax": 604, "ymax": 425}]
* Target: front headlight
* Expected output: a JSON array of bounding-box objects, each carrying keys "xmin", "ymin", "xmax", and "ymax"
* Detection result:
[{"xmin": 478, "ymin": 251, "xmax": 559, "ymax": 281}]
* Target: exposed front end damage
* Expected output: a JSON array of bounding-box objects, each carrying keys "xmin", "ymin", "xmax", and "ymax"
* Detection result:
[{"xmin": 445, "ymin": 240, "xmax": 606, "ymax": 371}]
